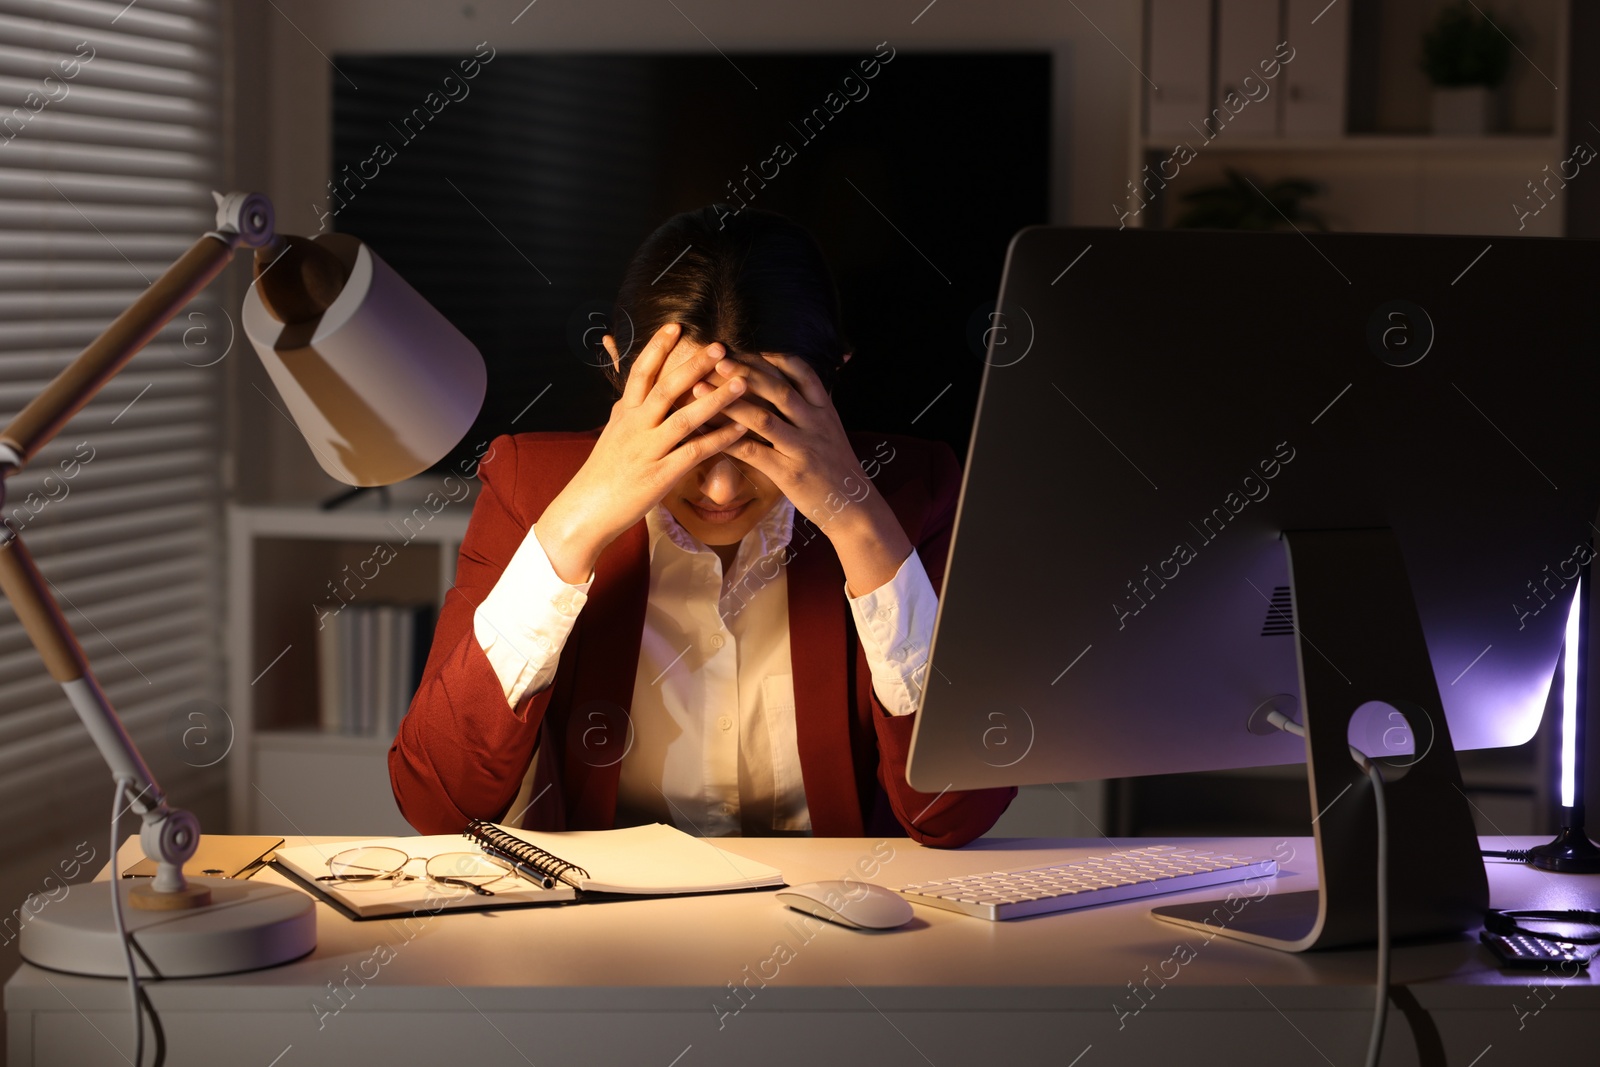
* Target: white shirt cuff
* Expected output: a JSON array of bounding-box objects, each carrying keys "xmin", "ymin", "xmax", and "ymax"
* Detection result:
[
  {"xmin": 846, "ymin": 549, "xmax": 937, "ymax": 717},
  {"xmin": 473, "ymin": 523, "xmax": 594, "ymax": 706}
]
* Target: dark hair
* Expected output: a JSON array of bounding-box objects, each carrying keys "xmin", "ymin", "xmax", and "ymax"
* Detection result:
[{"xmin": 604, "ymin": 205, "xmax": 851, "ymax": 395}]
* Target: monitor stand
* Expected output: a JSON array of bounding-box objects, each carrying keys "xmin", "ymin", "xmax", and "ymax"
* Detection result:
[{"xmin": 1151, "ymin": 528, "xmax": 1489, "ymax": 951}]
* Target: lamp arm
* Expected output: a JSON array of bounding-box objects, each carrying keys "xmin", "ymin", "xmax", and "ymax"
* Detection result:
[
  {"xmin": 0, "ymin": 192, "xmax": 276, "ymax": 897},
  {"xmin": 0, "ymin": 525, "xmax": 201, "ymax": 891},
  {"xmin": 0, "ymin": 529, "xmax": 157, "ymax": 786},
  {"xmin": 0, "ymin": 192, "xmax": 275, "ymax": 469}
]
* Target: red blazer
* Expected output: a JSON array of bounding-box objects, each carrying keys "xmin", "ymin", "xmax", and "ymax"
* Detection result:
[{"xmin": 388, "ymin": 429, "xmax": 1015, "ymax": 848}]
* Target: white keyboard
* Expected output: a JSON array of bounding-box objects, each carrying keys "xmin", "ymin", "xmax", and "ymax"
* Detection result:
[{"xmin": 895, "ymin": 845, "xmax": 1278, "ymax": 921}]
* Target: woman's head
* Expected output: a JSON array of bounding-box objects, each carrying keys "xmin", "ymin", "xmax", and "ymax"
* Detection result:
[
  {"xmin": 603, "ymin": 205, "xmax": 851, "ymax": 396},
  {"xmin": 600, "ymin": 206, "xmax": 852, "ymax": 551}
]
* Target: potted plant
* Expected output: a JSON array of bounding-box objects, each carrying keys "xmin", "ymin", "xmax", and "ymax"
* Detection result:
[
  {"xmin": 1171, "ymin": 168, "xmax": 1328, "ymax": 232},
  {"xmin": 1421, "ymin": 1, "xmax": 1516, "ymax": 135}
]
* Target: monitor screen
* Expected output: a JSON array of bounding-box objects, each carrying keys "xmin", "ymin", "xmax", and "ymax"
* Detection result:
[
  {"xmin": 330, "ymin": 51, "xmax": 1051, "ymax": 473},
  {"xmin": 909, "ymin": 226, "xmax": 1600, "ymax": 793}
]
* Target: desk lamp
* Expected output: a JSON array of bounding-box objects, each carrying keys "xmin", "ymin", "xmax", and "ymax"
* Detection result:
[{"xmin": 11, "ymin": 192, "xmax": 486, "ymax": 977}]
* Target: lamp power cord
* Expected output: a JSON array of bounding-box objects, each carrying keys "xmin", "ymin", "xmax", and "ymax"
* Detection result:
[{"xmin": 111, "ymin": 776, "xmax": 167, "ymax": 1067}]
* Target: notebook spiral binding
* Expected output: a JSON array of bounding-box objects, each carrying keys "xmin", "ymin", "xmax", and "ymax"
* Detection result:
[{"xmin": 464, "ymin": 819, "xmax": 591, "ymax": 889}]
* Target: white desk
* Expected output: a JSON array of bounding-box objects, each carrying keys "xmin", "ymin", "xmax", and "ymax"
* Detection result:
[{"xmin": 7, "ymin": 835, "xmax": 1597, "ymax": 1066}]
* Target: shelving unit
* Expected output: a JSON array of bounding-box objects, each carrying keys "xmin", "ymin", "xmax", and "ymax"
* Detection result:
[
  {"xmin": 1127, "ymin": 1, "xmax": 1571, "ymax": 235},
  {"xmin": 226, "ymin": 496, "xmax": 472, "ymax": 835}
]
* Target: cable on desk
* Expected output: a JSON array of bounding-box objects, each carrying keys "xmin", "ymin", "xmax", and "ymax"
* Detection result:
[
  {"xmin": 112, "ymin": 777, "xmax": 166, "ymax": 1067},
  {"xmin": 1481, "ymin": 847, "xmax": 1534, "ymax": 861},
  {"xmin": 1221, "ymin": 706, "xmax": 1392, "ymax": 1063},
  {"xmin": 1359, "ymin": 756, "xmax": 1390, "ymax": 1067},
  {"xmin": 111, "ymin": 778, "xmax": 143, "ymax": 1066},
  {"xmin": 1483, "ymin": 908, "xmax": 1600, "ymax": 945}
]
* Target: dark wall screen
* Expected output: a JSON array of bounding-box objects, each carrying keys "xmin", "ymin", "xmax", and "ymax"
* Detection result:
[{"xmin": 331, "ymin": 50, "xmax": 1050, "ymax": 470}]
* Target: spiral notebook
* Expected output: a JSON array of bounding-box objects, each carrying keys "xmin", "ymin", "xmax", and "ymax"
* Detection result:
[
  {"xmin": 468, "ymin": 820, "xmax": 787, "ymax": 893},
  {"xmin": 271, "ymin": 821, "xmax": 785, "ymax": 920}
]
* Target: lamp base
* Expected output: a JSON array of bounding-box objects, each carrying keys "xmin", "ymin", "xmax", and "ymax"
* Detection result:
[
  {"xmin": 127, "ymin": 880, "xmax": 212, "ymax": 910},
  {"xmin": 1526, "ymin": 824, "xmax": 1600, "ymax": 874},
  {"xmin": 19, "ymin": 878, "xmax": 316, "ymax": 978}
]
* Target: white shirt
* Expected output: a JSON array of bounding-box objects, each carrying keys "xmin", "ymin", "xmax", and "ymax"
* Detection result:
[{"xmin": 472, "ymin": 498, "xmax": 938, "ymax": 836}]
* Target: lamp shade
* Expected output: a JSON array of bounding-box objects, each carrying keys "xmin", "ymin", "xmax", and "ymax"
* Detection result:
[{"xmin": 242, "ymin": 233, "xmax": 486, "ymax": 486}]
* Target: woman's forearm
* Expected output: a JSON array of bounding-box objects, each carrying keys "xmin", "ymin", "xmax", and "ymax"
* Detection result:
[{"xmin": 825, "ymin": 489, "xmax": 914, "ymax": 598}]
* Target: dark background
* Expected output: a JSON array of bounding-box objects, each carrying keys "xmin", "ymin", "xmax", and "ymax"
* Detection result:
[{"xmin": 332, "ymin": 52, "xmax": 1050, "ymax": 473}]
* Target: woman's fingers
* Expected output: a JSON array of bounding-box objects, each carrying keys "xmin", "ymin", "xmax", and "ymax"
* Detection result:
[
  {"xmin": 656, "ymin": 373, "xmax": 747, "ymax": 446},
  {"xmin": 716, "ymin": 396, "xmax": 799, "ymax": 451},
  {"xmin": 717, "ymin": 356, "xmax": 809, "ymax": 424},
  {"xmin": 690, "ymin": 376, "xmax": 784, "ymax": 448},
  {"xmin": 619, "ymin": 322, "xmax": 682, "ymax": 407},
  {"xmin": 640, "ymin": 338, "xmax": 730, "ymax": 421},
  {"xmin": 672, "ymin": 419, "xmax": 749, "ymax": 468},
  {"xmin": 758, "ymin": 352, "xmax": 831, "ymax": 407}
]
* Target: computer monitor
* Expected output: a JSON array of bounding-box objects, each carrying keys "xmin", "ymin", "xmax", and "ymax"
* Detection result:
[{"xmin": 907, "ymin": 226, "xmax": 1600, "ymax": 951}]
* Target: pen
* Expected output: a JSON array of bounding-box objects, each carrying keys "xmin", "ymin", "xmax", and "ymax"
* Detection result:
[{"xmin": 489, "ymin": 850, "xmax": 555, "ymax": 889}]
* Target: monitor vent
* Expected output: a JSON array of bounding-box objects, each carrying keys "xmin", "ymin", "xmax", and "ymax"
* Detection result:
[{"xmin": 1260, "ymin": 586, "xmax": 1295, "ymax": 636}]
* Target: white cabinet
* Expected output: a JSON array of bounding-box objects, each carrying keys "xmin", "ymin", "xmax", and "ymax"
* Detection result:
[
  {"xmin": 1215, "ymin": 0, "xmax": 1283, "ymax": 137},
  {"xmin": 1145, "ymin": 0, "xmax": 1214, "ymax": 139},
  {"xmin": 1282, "ymin": 0, "xmax": 1350, "ymax": 136}
]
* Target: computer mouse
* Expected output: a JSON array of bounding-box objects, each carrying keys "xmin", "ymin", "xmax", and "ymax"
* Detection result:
[{"xmin": 774, "ymin": 880, "xmax": 914, "ymax": 930}]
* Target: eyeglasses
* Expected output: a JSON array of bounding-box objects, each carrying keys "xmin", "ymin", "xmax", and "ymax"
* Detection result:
[{"xmin": 317, "ymin": 846, "xmax": 520, "ymax": 897}]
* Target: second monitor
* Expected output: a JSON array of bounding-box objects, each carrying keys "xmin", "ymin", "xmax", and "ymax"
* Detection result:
[{"xmin": 908, "ymin": 226, "xmax": 1600, "ymax": 949}]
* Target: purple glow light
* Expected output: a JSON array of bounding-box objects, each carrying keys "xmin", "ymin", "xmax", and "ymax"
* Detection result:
[{"xmin": 1561, "ymin": 578, "xmax": 1582, "ymax": 808}]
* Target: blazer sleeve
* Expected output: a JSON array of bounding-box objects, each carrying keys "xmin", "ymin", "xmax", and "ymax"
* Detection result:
[
  {"xmin": 388, "ymin": 434, "xmax": 562, "ymax": 833},
  {"xmin": 862, "ymin": 437, "xmax": 1016, "ymax": 848}
]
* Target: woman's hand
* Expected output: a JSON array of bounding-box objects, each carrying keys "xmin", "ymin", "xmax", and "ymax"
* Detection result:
[
  {"xmin": 536, "ymin": 323, "xmax": 750, "ymax": 583},
  {"xmin": 705, "ymin": 352, "xmax": 913, "ymax": 596}
]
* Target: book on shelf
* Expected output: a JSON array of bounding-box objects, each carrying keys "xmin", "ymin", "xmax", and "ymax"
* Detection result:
[
  {"xmin": 374, "ymin": 605, "xmax": 395, "ymax": 740},
  {"xmin": 316, "ymin": 613, "xmax": 341, "ymax": 734},
  {"xmin": 271, "ymin": 821, "xmax": 786, "ymax": 920},
  {"xmin": 340, "ymin": 608, "xmax": 357, "ymax": 734},
  {"xmin": 313, "ymin": 601, "xmax": 433, "ymax": 738},
  {"xmin": 354, "ymin": 607, "xmax": 372, "ymax": 735}
]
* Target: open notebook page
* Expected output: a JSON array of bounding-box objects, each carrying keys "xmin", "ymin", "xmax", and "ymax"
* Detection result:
[{"xmin": 487, "ymin": 822, "xmax": 785, "ymax": 894}]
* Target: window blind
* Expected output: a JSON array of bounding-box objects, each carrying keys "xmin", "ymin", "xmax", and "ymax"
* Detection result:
[{"xmin": 0, "ymin": 0, "xmax": 224, "ymax": 853}]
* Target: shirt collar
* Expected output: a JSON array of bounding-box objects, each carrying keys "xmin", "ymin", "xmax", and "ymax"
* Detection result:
[{"xmin": 645, "ymin": 497, "xmax": 796, "ymax": 575}]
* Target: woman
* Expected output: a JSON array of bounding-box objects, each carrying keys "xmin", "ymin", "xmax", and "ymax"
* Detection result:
[{"xmin": 389, "ymin": 205, "xmax": 1013, "ymax": 847}]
